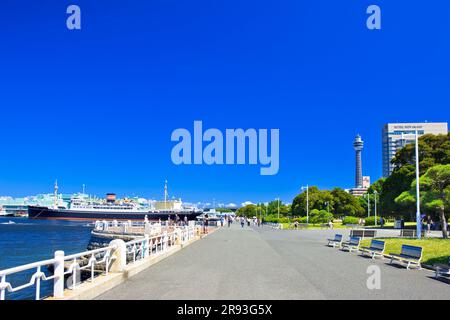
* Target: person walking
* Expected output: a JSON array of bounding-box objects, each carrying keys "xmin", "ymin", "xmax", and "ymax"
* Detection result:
[
  {"xmin": 203, "ymin": 213, "xmax": 209, "ymax": 234},
  {"xmin": 184, "ymin": 215, "xmax": 188, "ymax": 226},
  {"xmin": 227, "ymin": 215, "xmax": 232, "ymax": 228},
  {"xmin": 427, "ymin": 216, "xmax": 433, "ymax": 236},
  {"xmin": 240, "ymin": 216, "xmax": 245, "ymax": 228}
]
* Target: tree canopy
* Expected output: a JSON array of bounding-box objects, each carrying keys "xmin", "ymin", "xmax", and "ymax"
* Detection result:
[{"xmin": 396, "ymin": 164, "xmax": 450, "ymax": 238}]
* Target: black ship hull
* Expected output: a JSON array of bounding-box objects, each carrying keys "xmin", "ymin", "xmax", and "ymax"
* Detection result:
[{"xmin": 28, "ymin": 206, "xmax": 202, "ymax": 222}]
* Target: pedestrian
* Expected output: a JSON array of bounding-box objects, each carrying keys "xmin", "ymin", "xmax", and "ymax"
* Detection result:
[
  {"xmin": 228, "ymin": 215, "xmax": 232, "ymax": 227},
  {"xmin": 184, "ymin": 215, "xmax": 188, "ymax": 226},
  {"xmin": 427, "ymin": 216, "xmax": 433, "ymax": 236},
  {"xmin": 240, "ymin": 217, "xmax": 245, "ymax": 228},
  {"xmin": 220, "ymin": 216, "xmax": 224, "ymax": 227},
  {"xmin": 293, "ymin": 221, "xmax": 298, "ymax": 229},
  {"xmin": 328, "ymin": 220, "xmax": 333, "ymax": 229},
  {"xmin": 203, "ymin": 213, "xmax": 209, "ymax": 234}
]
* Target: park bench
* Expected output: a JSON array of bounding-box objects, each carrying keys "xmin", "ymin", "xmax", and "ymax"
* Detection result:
[
  {"xmin": 399, "ymin": 229, "xmax": 425, "ymax": 238},
  {"xmin": 360, "ymin": 239, "xmax": 385, "ymax": 259},
  {"xmin": 327, "ymin": 234, "xmax": 343, "ymax": 248},
  {"xmin": 434, "ymin": 258, "xmax": 450, "ymax": 280},
  {"xmin": 389, "ymin": 245, "xmax": 423, "ymax": 270},
  {"xmin": 350, "ymin": 229, "xmax": 377, "ymax": 239},
  {"xmin": 340, "ymin": 236, "xmax": 361, "ymax": 253}
]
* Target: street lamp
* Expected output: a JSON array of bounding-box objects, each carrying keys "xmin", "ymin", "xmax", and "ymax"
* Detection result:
[
  {"xmin": 364, "ymin": 193, "xmax": 371, "ymax": 218},
  {"xmin": 415, "ymin": 130, "xmax": 421, "ymax": 239},
  {"xmin": 373, "ymin": 190, "xmax": 378, "ymax": 227},
  {"xmin": 301, "ymin": 185, "xmax": 309, "ymax": 224},
  {"xmin": 276, "ymin": 197, "xmax": 280, "ymax": 219}
]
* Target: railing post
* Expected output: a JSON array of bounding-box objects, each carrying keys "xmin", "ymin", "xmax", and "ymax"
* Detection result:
[
  {"xmin": 53, "ymin": 250, "xmax": 65, "ymax": 299},
  {"xmin": 175, "ymin": 228, "xmax": 182, "ymax": 245},
  {"xmin": 109, "ymin": 240, "xmax": 126, "ymax": 272},
  {"xmin": 144, "ymin": 235, "xmax": 150, "ymax": 258}
]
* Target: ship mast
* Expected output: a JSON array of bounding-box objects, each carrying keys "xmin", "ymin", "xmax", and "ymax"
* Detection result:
[
  {"xmin": 53, "ymin": 180, "xmax": 59, "ymax": 209},
  {"xmin": 164, "ymin": 180, "xmax": 168, "ymax": 210}
]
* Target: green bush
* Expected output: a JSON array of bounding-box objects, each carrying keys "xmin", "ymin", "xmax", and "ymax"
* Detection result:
[
  {"xmin": 343, "ymin": 216, "xmax": 359, "ymax": 225},
  {"xmin": 309, "ymin": 210, "xmax": 333, "ymax": 224},
  {"xmin": 291, "ymin": 217, "xmax": 308, "ymax": 223},
  {"xmin": 263, "ymin": 215, "xmax": 289, "ymax": 224},
  {"xmin": 364, "ymin": 216, "xmax": 375, "ymax": 226}
]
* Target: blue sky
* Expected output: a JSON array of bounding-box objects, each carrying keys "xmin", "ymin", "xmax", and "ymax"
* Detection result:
[{"xmin": 0, "ymin": 1, "xmax": 449, "ymax": 205}]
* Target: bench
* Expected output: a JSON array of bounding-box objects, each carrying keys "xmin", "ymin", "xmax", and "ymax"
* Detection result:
[
  {"xmin": 350, "ymin": 229, "xmax": 377, "ymax": 239},
  {"xmin": 341, "ymin": 236, "xmax": 361, "ymax": 253},
  {"xmin": 327, "ymin": 234, "xmax": 343, "ymax": 248},
  {"xmin": 389, "ymin": 245, "xmax": 423, "ymax": 270},
  {"xmin": 360, "ymin": 239, "xmax": 385, "ymax": 259},
  {"xmin": 399, "ymin": 229, "xmax": 425, "ymax": 238},
  {"xmin": 434, "ymin": 258, "xmax": 450, "ymax": 279}
]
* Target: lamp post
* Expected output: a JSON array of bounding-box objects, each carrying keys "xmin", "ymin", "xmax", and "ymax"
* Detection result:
[
  {"xmin": 364, "ymin": 193, "xmax": 370, "ymax": 218},
  {"xmin": 301, "ymin": 185, "xmax": 309, "ymax": 224},
  {"xmin": 415, "ymin": 130, "xmax": 421, "ymax": 240},
  {"xmin": 374, "ymin": 190, "xmax": 378, "ymax": 227},
  {"xmin": 324, "ymin": 201, "xmax": 330, "ymax": 213},
  {"xmin": 276, "ymin": 198, "xmax": 280, "ymax": 219}
]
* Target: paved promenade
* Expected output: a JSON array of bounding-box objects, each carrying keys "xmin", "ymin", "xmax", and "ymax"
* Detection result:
[{"xmin": 97, "ymin": 225, "xmax": 449, "ymax": 300}]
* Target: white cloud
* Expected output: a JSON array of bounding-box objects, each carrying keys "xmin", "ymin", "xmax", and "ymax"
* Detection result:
[{"xmin": 241, "ymin": 201, "xmax": 254, "ymax": 207}]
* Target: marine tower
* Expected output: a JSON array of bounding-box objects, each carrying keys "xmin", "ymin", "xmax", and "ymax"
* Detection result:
[{"xmin": 353, "ymin": 134, "xmax": 364, "ymax": 188}]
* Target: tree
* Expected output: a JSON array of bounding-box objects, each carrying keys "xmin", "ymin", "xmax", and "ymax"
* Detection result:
[
  {"xmin": 292, "ymin": 186, "xmax": 334, "ymax": 216},
  {"xmin": 266, "ymin": 200, "xmax": 290, "ymax": 216},
  {"xmin": 236, "ymin": 204, "xmax": 258, "ymax": 218},
  {"xmin": 330, "ymin": 188, "xmax": 365, "ymax": 217},
  {"xmin": 396, "ymin": 164, "xmax": 450, "ymax": 238},
  {"xmin": 382, "ymin": 133, "xmax": 449, "ymax": 220},
  {"xmin": 392, "ymin": 133, "xmax": 450, "ymax": 174}
]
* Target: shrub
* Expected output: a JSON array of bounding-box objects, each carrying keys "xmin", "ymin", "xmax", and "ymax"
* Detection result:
[
  {"xmin": 310, "ymin": 210, "xmax": 333, "ymax": 224},
  {"xmin": 343, "ymin": 216, "xmax": 359, "ymax": 225}
]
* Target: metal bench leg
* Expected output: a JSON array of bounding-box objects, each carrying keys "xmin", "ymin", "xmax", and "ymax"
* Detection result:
[{"xmin": 406, "ymin": 261, "xmax": 410, "ymax": 270}]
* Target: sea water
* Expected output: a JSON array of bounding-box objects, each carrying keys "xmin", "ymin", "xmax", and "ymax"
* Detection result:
[{"xmin": 0, "ymin": 217, "xmax": 93, "ymax": 300}]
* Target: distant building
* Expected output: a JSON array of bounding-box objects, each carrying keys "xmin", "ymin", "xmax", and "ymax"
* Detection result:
[
  {"xmin": 362, "ymin": 176, "xmax": 371, "ymax": 189},
  {"xmin": 382, "ymin": 122, "xmax": 448, "ymax": 177}
]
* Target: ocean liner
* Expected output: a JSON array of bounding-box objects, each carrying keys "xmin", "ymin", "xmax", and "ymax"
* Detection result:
[{"xmin": 28, "ymin": 181, "xmax": 202, "ymax": 221}]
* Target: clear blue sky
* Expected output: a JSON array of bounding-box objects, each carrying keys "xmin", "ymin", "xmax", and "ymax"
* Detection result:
[{"xmin": 0, "ymin": 1, "xmax": 449, "ymax": 205}]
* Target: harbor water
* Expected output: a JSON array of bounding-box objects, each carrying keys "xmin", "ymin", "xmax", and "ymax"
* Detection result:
[{"xmin": 0, "ymin": 217, "xmax": 94, "ymax": 300}]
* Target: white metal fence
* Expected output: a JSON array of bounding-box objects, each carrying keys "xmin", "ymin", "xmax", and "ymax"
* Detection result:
[
  {"xmin": 0, "ymin": 226, "xmax": 197, "ymax": 300},
  {"xmin": 263, "ymin": 222, "xmax": 283, "ymax": 230}
]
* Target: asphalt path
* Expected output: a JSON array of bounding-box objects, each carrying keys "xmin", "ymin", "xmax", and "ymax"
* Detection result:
[{"xmin": 97, "ymin": 224, "xmax": 450, "ymax": 300}]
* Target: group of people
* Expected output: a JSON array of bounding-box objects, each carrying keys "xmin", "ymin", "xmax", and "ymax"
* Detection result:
[
  {"xmin": 238, "ymin": 216, "xmax": 261, "ymax": 228},
  {"xmin": 166, "ymin": 214, "xmax": 189, "ymax": 227},
  {"xmin": 422, "ymin": 215, "xmax": 435, "ymax": 235}
]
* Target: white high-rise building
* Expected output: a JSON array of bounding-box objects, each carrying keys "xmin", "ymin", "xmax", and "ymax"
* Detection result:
[{"xmin": 382, "ymin": 122, "xmax": 448, "ymax": 177}]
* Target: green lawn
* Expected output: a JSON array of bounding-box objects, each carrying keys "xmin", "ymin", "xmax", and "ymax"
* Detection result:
[{"xmin": 360, "ymin": 238, "xmax": 450, "ymax": 265}]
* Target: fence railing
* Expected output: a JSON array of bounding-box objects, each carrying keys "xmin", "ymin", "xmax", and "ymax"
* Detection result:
[
  {"xmin": 0, "ymin": 226, "xmax": 197, "ymax": 300},
  {"xmin": 263, "ymin": 222, "xmax": 283, "ymax": 230}
]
